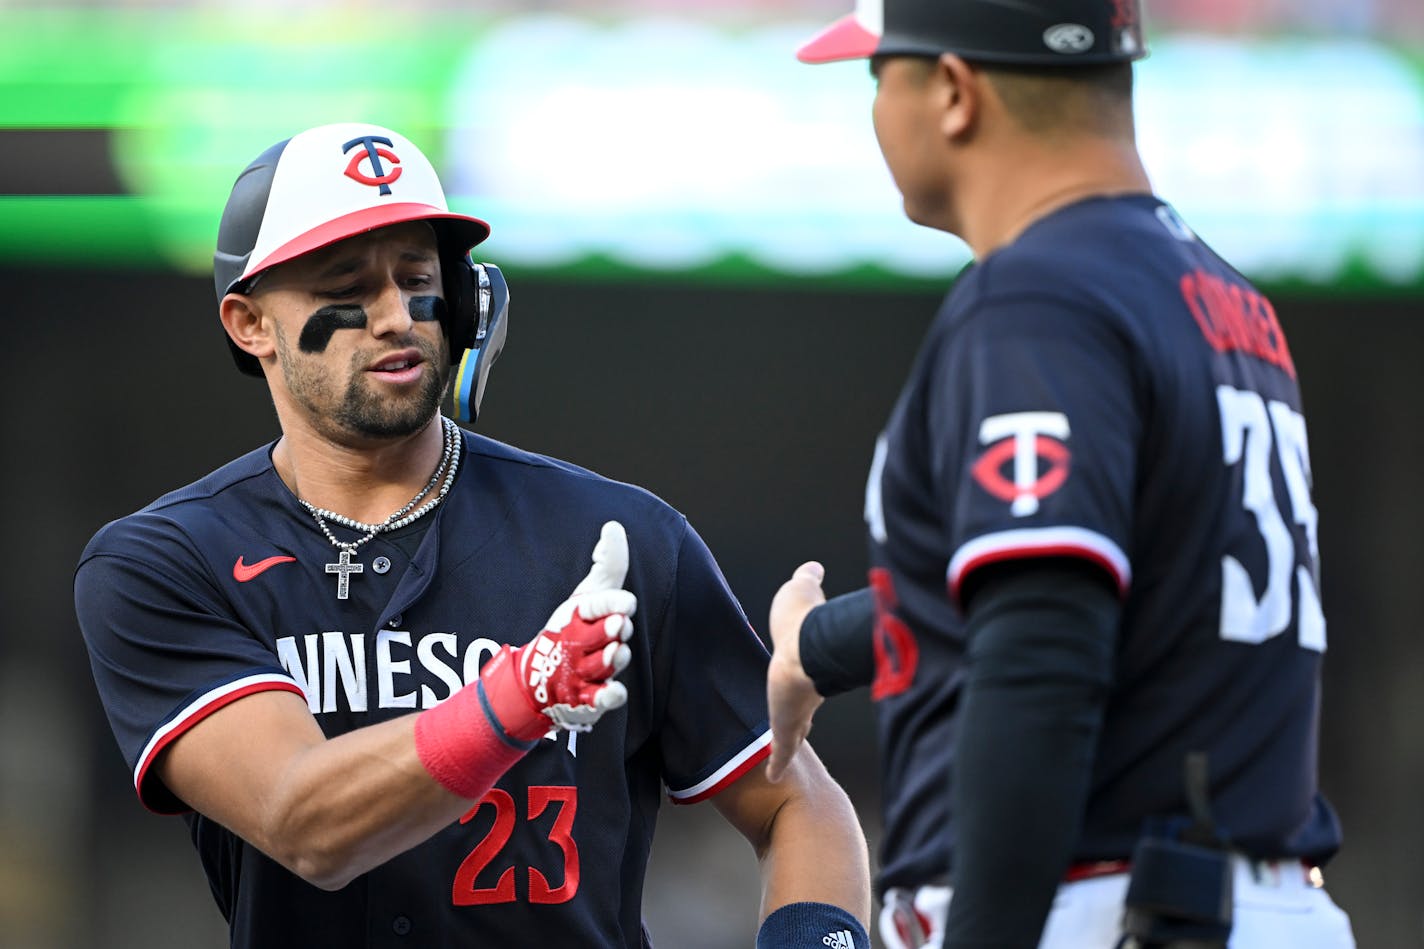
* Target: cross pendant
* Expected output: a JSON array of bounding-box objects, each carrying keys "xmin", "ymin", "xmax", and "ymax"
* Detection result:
[{"xmin": 325, "ymin": 548, "xmax": 364, "ymax": 600}]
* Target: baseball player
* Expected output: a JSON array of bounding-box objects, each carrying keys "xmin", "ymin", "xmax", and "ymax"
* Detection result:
[
  {"xmin": 763, "ymin": 1, "xmax": 1357, "ymax": 947},
  {"xmin": 74, "ymin": 122, "xmax": 871, "ymax": 948}
]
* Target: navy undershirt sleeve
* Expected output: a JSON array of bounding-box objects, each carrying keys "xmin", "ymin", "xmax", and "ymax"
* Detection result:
[
  {"xmin": 798, "ymin": 587, "xmax": 876, "ymax": 697},
  {"xmin": 943, "ymin": 558, "xmax": 1121, "ymax": 948}
]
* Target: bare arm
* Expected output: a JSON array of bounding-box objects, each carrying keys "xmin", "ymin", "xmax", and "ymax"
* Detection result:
[
  {"xmin": 158, "ymin": 693, "xmax": 467, "ymax": 890},
  {"xmin": 711, "ymin": 743, "xmax": 872, "ymax": 927}
]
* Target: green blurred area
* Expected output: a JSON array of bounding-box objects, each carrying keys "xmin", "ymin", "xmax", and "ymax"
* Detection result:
[
  {"xmin": 3, "ymin": 8, "xmax": 1423, "ymax": 294},
  {"xmin": 1, "ymin": 8, "xmax": 475, "ymax": 273}
]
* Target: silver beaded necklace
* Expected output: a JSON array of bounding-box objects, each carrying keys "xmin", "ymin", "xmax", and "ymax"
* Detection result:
[{"xmin": 300, "ymin": 415, "xmax": 462, "ymax": 600}]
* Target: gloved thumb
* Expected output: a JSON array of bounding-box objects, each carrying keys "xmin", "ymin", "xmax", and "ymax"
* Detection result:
[{"xmin": 572, "ymin": 521, "xmax": 629, "ymax": 595}]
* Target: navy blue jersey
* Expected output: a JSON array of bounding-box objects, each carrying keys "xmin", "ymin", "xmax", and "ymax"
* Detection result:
[
  {"xmin": 75, "ymin": 429, "xmax": 772, "ymax": 948},
  {"xmin": 863, "ymin": 195, "xmax": 1341, "ymax": 894}
]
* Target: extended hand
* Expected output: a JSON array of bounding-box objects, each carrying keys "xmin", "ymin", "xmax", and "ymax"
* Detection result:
[
  {"xmin": 765, "ymin": 561, "xmax": 827, "ymax": 782},
  {"xmin": 482, "ymin": 521, "xmax": 637, "ymax": 741}
]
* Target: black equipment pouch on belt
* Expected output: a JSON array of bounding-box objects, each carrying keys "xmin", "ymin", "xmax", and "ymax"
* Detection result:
[{"xmin": 1118, "ymin": 753, "xmax": 1233, "ymax": 949}]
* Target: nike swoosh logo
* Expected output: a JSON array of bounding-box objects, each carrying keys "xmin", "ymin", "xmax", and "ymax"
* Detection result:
[{"xmin": 233, "ymin": 555, "xmax": 297, "ymax": 583}]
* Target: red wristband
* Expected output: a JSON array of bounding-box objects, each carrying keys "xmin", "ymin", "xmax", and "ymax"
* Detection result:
[
  {"xmin": 478, "ymin": 644, "xmax": 554, "ymax": 742},
  {"xmin": 414, "ymin": 678, "xmax": 537, "ymax": 800}
]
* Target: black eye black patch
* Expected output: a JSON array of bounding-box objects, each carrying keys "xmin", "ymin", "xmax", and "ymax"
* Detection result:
[
  {"xmin": 409, "ymin": 295, "xmax": 444, "ymax": 323},
  {"xmin": 297, "ymin": 296, "xmax": 446, "ymax": 353},
  {"xmin": 299, "ymin": 306, "xmax": 367, "ymax": 353}
]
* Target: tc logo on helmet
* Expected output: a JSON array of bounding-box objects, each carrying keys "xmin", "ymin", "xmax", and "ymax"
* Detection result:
[{"xmin": 342, "ymin": 135, "xmax": 404, "ymax": 195}]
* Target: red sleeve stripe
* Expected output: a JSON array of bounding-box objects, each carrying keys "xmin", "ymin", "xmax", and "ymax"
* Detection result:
[
  {"xmin": 666, "ymin": 730, "xmax": 773, "ymax": 805},
  {"xmin": 133, "ymin": 673, "xmax": 305, "ymax": 812},
  {"xmin": 947, "ymin": 526, "xmax": 1131, "ymax": 601}
]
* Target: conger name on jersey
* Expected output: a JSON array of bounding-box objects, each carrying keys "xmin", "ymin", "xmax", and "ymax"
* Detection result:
[{"xmin": 1179, "ymin": 268, "xmax": 1296, "ymax": 379}]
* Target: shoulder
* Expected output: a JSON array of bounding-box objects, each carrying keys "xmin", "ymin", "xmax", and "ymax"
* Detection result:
[
  {"xmin": 79, "ymin": 444, "xmax": 277, "ymax": 567},
  {"xmin": 967, "ymin": 196, "xmax": 1178, "ymax": 305},
  {"xmin": 464, "ymin": 431, "xmax": 618, "ymax": 482},
  {"xmin": 452, "ymin": 432, "xmax": 703, "ymax": 613},
  {"xmin": 461, "ymin": 431, "xmax": 688, "ymax": 531},
  {"xmin": 934, "ymin": 197, "xmax": 1183, "ymax": 358}
]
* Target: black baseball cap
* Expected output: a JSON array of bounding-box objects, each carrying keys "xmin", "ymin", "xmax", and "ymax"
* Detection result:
[{"xmin": 797, "ymin": 0, "xmax": 1146, "ymax": 66}]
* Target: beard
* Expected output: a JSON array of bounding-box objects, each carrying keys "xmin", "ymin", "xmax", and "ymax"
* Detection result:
[{"xmin": 277, "ymin": 328, "xmax": 451, "ymax": 442}]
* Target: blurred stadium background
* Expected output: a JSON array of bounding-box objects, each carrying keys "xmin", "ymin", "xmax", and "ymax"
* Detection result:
[{"xmin": 1, "ymin": 1, "xmax": 1421, "ymax": 946}]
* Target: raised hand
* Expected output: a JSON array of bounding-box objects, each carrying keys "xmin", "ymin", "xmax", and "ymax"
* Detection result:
[
  {"xmin": 765, "ymin": 561, "xmax": 828, "ymax": 782},
  {"xmin": 482, "ymin": 521, "xmax": 637, "ymax": 741}
]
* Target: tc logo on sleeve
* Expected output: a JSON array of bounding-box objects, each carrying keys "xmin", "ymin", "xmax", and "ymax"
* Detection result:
[{"xmin": 970, "ymin": 412, "xmax": 1071, "ymax": 517}]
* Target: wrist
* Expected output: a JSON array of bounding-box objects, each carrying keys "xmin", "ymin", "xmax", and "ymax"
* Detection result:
[
  {"xmin": 479, "ymin": 644, "xmax": 553, "ymax": 743},
  {"xmin": 414, "ymin": 677, "xmax": 537, "ymax": 800},
  {"xmin": 756, "ymin": 902, "xmax": 869, "ymax": 949},
  {"xmin": 799, "ymin": 588, "xmax": 877, "ymax": 696}
]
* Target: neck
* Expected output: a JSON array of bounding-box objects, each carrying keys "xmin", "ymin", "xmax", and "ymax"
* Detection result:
[
  {"xmin": 954, "ymin": 135, "xmax": 1152, "ymax": 260},
  {"xmin": 273, "ymin": 415, "xmax": 450, "ymax": 525}
]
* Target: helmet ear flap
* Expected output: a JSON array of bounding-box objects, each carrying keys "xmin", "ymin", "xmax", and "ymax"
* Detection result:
[
  {"xmin": 448, "ymin": 259, "xmax": 509, "ymax": 425},
  {"xmin": 441, "ymin": 250, "xmax": 479, "ymax": 353}
]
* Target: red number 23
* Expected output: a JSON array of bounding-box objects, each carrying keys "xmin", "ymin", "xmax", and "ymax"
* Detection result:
[{"xmin": 452, "ymin": 785, "xmax": 579, "ymax": 905}]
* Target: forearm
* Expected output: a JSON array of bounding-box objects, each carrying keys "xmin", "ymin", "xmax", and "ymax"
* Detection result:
[
  {"xmin": 717, "ymin": 748, "xmax": 871, "ymax": 924},
  {"xmin": 799, "ymin": 587, "xmax": 876, "ymax": 696},
  {"xmin": 761, "ymin": 794, "xmax": 870, "ymax": 918},
  {"xmin": 943, "ymin": 560, "xmax": 1119, "ymax": 948},
  {"xmin": 163, "ymin": 685, "xmax": 530, "ymax": 891},
  {"xmin": 258, "ymin": 713, "xmax": 483, "ymax": 888},
  {"xmin": 944, "ymin": 662, "xmax": 1103, "ymax": 945}
]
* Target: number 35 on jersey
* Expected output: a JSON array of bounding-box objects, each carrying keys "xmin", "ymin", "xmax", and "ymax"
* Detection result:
[{"xmin": 1217, "ymin": 385, "xmax": 1326, "ymax": 652}]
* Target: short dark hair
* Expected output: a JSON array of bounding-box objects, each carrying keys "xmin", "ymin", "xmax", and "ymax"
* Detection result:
[
  {"xmin": 869, "ymin": 55, "xmax": 1135, "ymax": 138},
  {"xmin": 979, "ymin": 62, "xmax": 1135, "ymax": 135}
]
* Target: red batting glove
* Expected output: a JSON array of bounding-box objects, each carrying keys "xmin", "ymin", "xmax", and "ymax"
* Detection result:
[{"xmin": 480, "ymin": 522, "xmax": 636, "ymax": 742}]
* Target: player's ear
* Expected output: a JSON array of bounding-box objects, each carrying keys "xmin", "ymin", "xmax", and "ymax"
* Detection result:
[
  {"xmin": 219, "ymin": 293, "xmax": 277, "ymax": 366},
  {"xmin": 936, "ymin": 53, "xmax": 980, "ymax": 142}
]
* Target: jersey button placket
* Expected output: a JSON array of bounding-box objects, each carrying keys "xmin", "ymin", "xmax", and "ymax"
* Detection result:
[{"xmin": 391, "ymin": 915, "xmax": 412, "ymax": 937}]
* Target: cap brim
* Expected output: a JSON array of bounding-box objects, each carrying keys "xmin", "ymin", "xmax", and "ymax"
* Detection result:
[
  {"xmin": 797, "ymin": 14, "xmax": 881, "ymax": 64},
  {"xmin": 243, "ymin": 203, "xmax": 491, "ymax": 284}
]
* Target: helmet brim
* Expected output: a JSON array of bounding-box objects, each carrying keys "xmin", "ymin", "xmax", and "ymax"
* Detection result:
[
  {"xmin": 797, "ymin": 14, "xmax": 881, "ymax": 64},
  {"xmin": 235, "ymin": 202, "xmax": 491, "ymax": 292}
]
